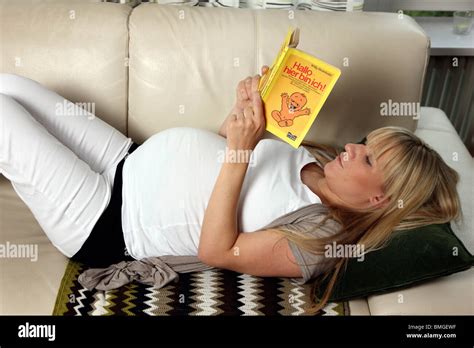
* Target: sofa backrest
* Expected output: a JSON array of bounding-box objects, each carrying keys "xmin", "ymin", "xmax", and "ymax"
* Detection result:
[
  {"xmin": 128, "ymin": 4, "xmax": 429, "ymax": 147},
  {"xmin": 0, "ymin": 1, "xmax": 131, "ymax": 134},
  {"xmin": 1, "ymin": 2, "xmax": 429, "ymax": 147}
]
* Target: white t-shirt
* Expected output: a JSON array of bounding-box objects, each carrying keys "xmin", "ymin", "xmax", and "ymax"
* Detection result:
[{"xmin": 121, "ymin": 127, "xmax": 321, "ymax": 260}]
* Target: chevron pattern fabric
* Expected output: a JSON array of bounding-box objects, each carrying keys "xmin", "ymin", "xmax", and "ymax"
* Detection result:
[{"xmin": 53, "ymin": 260, "xmax": 349, "ymax": 316}]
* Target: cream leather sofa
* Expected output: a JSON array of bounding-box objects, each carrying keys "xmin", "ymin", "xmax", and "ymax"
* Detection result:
[{"xmin": 0, "ymin": 1, "xmax": 472, "ymax": 315}]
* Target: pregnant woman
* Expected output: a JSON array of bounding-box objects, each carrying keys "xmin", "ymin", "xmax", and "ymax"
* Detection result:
[{"xmin": 0, "ymin": 69, "xmax": 461, "ymax": 313}]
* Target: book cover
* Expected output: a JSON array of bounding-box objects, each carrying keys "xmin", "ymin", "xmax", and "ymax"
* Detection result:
[{"xmin": 258, "ymin": 27, "xmax": 341, "ymax": 148}]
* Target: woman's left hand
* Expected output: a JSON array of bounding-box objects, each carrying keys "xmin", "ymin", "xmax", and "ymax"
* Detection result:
[
  {"xmin": 226, "ymin": 75, "xmax": 266, "ymax": 152},
  {"xmin": 235, "ymin": 65, "xmax": 269, "ymax": 111}
]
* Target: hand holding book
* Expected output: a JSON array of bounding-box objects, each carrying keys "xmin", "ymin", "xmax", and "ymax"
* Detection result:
[
  {"xmin": 221, "ymin": 27, "xmax": 340, "ymax": 149},
  {"xmin": 257, "ymin": 27, "xmax": 341, "ymax": 148},
  {"xmin": 235, "ymin": 65, "xmax": 269, "ymax": 112},
  {"xmin": 219, "ymin": 65, "xmax": 269, "ymax": 138},
  {"xmin": 225, "ymin": 75, "xmax": 266, "ymax": 152}
]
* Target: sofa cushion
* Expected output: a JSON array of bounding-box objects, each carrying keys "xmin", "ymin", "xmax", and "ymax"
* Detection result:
[
  {"xmin": 415, "ymin": 107, "xmax": 473, "ymax": 252},
  {"xmin": 317, "ymin": 222, "xmax": 473, "ymax": 302},
  {"xmin": 0, "ymin": 175, "xmax": 68, "ymax": 315},
  {"xmin": 0, "ymin": 1, "xmax": 131, "ymax": 134},
  {"xmin": 367, "ymin": 268, "xmax": 474, "ymax": 315}
]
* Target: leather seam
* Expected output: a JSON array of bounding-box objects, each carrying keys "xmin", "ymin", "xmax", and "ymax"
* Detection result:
[
  {"xmin": 125, "ymin": 5, "xmax": 134, "ymax": 138},
  {"xmin": 254, "ymin": 8, "xmax": 259, "ymax": 74}
]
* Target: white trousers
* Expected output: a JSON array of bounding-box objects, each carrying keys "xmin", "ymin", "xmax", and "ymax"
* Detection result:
[{"xmin": 0, "ymin": 73, "xmax": 133, "ymax": 257}]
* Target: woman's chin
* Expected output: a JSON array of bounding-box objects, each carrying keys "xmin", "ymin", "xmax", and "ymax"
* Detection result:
[{"xmin": 325, "ymin": 159, "xmax": 338, "ymax": 175}]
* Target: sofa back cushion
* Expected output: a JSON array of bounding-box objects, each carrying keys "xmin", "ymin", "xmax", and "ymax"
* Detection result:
[
  {"xmin": 0, "ymin": 1, "xmax": 131, "ymax": 134},
  {"xmin": 128, "ymin": 5, "xmax": 429, "ymax": 147}
]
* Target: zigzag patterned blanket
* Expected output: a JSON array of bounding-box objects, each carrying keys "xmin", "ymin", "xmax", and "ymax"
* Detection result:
[{"xmin": 53, "ymin": 260, "xmax": 349, "ymax": 316}]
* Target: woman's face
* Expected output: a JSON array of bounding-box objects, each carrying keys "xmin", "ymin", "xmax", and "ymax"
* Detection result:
[{"xmin": 323, "ymin": 142, "xmax": 388, "ymax": 209}]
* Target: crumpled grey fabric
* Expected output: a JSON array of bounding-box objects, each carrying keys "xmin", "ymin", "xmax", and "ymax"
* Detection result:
[{"xmin": 78, "ymin": 255, "xmax": 214, "ymax": 291}]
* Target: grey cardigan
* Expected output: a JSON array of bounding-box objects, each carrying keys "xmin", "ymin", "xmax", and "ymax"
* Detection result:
[{"xmin": 78, "ymin": 203, "xmax": 341, "ymax": 291}]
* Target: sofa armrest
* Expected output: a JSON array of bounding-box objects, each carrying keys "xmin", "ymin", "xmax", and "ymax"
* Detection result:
[{"xmin": 366, "ymin": 106, "xmax": 473, "ymax": 315}]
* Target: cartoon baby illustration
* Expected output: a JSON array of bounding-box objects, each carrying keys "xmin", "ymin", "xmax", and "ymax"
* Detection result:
[{"xmin": 271, "ymin": 92, "xmax": 311, "ymax": 127}]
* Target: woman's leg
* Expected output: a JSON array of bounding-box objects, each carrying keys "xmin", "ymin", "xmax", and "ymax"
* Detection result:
[
  {"xmin": 0, "ymin": 73, "xmax": 132, "ymax": 185},
  {"xmin": 0, "ymin": 93, "xmax": 114, "ymax": 258}
]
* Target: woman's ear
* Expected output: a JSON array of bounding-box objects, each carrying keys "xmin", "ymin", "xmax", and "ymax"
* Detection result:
[{"xmin": 370, "ymin": 194, "xmax": 389, "ymax": 209}]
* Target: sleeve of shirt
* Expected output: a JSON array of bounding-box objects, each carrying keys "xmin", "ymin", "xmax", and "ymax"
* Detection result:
[
  {"xmin": 287, "ymin": 213, "xmax": 341, "ymax": 284},
  {"xmin": 274, "ymin": 206, "xmax": 341, "ymax": 285}
]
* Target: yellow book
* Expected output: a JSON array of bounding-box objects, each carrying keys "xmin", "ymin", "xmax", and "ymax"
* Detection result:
[{"xmin": 258, "ymin": 26, "xmax": 341, "ymax": 148}]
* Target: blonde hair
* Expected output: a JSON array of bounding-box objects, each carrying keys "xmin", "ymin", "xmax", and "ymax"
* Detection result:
[{"xmin": 271, "ymin": 126, "xmax": 462, "ymax": 314}]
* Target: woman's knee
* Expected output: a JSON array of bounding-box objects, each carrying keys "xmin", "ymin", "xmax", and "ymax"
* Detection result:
[
  {"xmin": 0, "ymin": 92, "xmax": 18, "ymax": 113},
  {"xmin": 0, "ymin": 93, "xmax": 32, "ymax": 127},
  {"xmin": 0, "ymin": 73, "xmax": 41, "ymax": 95}
]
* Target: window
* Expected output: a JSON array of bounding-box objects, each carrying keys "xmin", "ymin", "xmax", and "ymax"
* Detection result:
[{"xmin": 363, "ymin": 0, "xmax": 473, "ymax": 13}]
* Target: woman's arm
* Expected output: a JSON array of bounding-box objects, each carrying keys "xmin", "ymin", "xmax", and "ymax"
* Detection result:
[
  {"xmin": 199, "ymin": 75, "xmax": 302, "ymax": 278},
  {"xmin": 198, "ymin": 156, "xmax": 302, "ymax": 277},
  {"xmin": 199, "ymin": 139, "xmax": 302, "ymax": 278},
  {"xmin": 201, "ymin": 75, "xmax": 263, "ymax": 259},
  {"xmin": 199, "ymin": 160, "xmax": 248, "ymax": 260}
]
